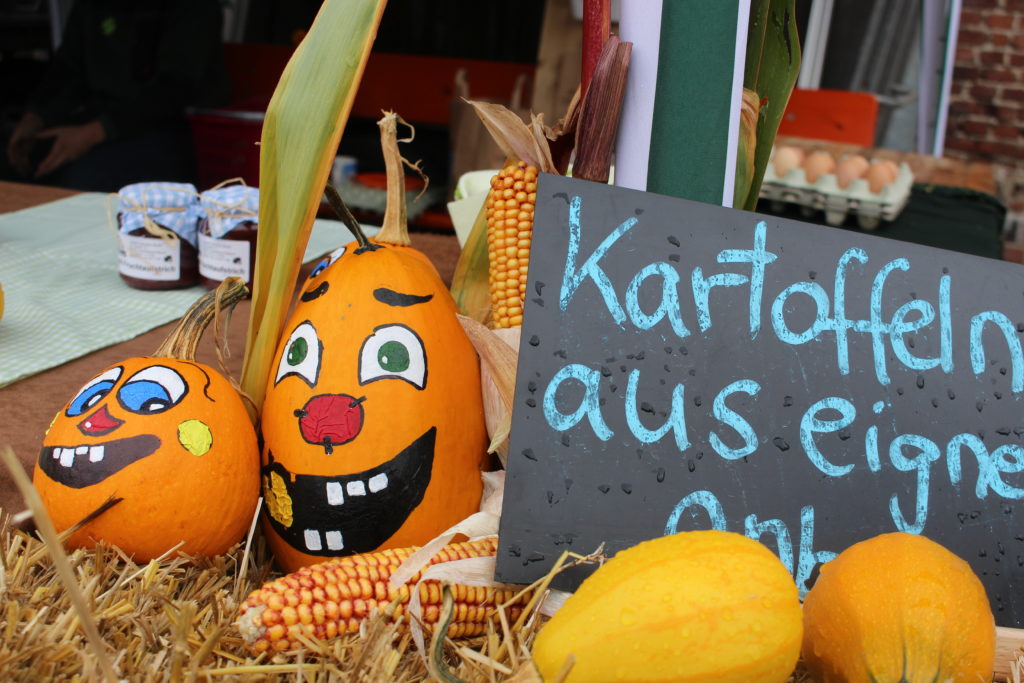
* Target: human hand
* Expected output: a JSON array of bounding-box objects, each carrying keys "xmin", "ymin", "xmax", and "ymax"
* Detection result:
[
  {"xmin": 34, "ymin": 120, "xmax": 106, "ymax": 178},
  {"xmin": 6, "ymin": 112, "xmax": 45, "ymax": 176}
]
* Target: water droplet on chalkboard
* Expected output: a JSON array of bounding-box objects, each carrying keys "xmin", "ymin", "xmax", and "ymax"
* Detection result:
[
  {"xmin": 679, "ymin": 346, "xmax": 688, "ymax": 355},
  {"xmin": 995, "ymin": 391, "xmax": 1003, "ymax": 400},
  {"xmin": 626, "ymin": 353, "xmax": 634, "ymax": 360},
  {"xmin": 693, "ymin": 395, "xmax": 703, "ymax": 407},
  {"xmin": 1001, "ymin": 367, "xmax": 1008, "ymax": 375},
  {"xmin": 1003, "ymin": 503, "xmax": 1013, "ymax": 514},
  {"xmin": 838, "ymin": 428, "xmax": 851, "ymax": 441},
  {"xmin": 687, "ymin": 460, "xmax": 696, "ymax": 473},
  {"xmin": 598, "ymin": 484, "xmax": 610, "ymax": 494},
  {"xmin": 773, "ymin": 437, "xmax": 790, "ymax": 451},
  {"xmin": 688, "ymin": 368, "xmax": 697, "ymax": 377},
  {"xmin": 546, "ymin": 490, "xmax": 555, "ymax": 505},
  {"xmin": 509, "ymin": 545, "xmax": 521, "ymax": 557},
  {"xmin": 957, "ymin": 512, "xmax": 968, "ymax": 523},
  {"xmin": 978, "ymin": 430, "xmax": 986, "ymax": 440},
  {"xmin": 635, "ymin": 208, "xmax": 644, "ymax": 216},
  {"xmin": 897, "ymin": 387, "xmax": 905, "ymax": 396},
  {"xmin": 621, "ymin": 483, "xmax": 632, "ymax": 494},
  {"xmin": 659, "ymin": 379, "xmax": 666, "ymax": 385},
  {"xmin": 561, "ymin": 434, "xmax": 571, "ymax": 447},
  {"xmin": 525, "ymin": 398, "xmax": 537, "ymax": 408},
  {"xmin": 808, "ymin": 270, "xmax": 817, "ymax": 280},
  {"xmin": 610, "ymin": 384, "xmax": 618, "ymax": 392},
  {"xmin": 948, "ymin": 388, "xmax": 956, "ymax": 400},
  {"xmin": 529, "ymin": 335, "xmax": 540, "ymax": 347},
  {"xmin": 910, "ymin": 291, "xmax": 917, "ymax": 299},
  {"xmin": 999, "ymin": 541, "xmax": 1006, "ymax": 555},
  {"xmin": 991, "ymin": 358, "xmax": 999, "ymax": 366},
  {"xmin": 1018, "ymin": 555, "xmax": 1024, "ymax": 567},
  {"xmin": 979, "ymin": 549, "xmax": 988, "ymax": 558},
  {"xmin": 971, "ymin": 510, "xmax": 981, "ymax": 519},
  {"xmin": 601, "ymin": 366, "xmax": 612, "ymax": 378},
  {"xmin": 697, "ymin": 451, "xmax": 704, "ymax": 460},
  {"xmin": 665, "ymin": 346, "xmax": 673, "ymax": 354},
  {"xmin": 636, "ymin": 351, "xmax": 645, "ymax": 360},
  {"xmin": 669, "ymin": 254, "xmax": 680, "ymax": 263},
  {"xmin": 641, "ymin": 402, "xmax": 654, "ymax": 414},
  {"xmin": 528, "ymin": 380, "xmax": 537, "ymax": 393},
  {"xmin": 619, "ymin": 365, "xmax": 627, "ymax": 373},
  {"xmin": 605, "ymin": 356, "xmax": 616, "ymax": 363},
  {"xmin": 663, "ymin": 364, "xmax": 671, "ymax": 373},
  {"xmin": 554, "ymin": 349, "xmax": 567, "ymax": 358},
  {"xmin": 565, "ymin": 479, "xmax": 573, "ymax": 492},
  {"xmin": 908, "ymin": 337, "xmax": 915, "ymax": 349},
  {"xmin": 522, "ymin": 448, "xmax": 537, "ymax": 461},
  {"xmin": 997, "ymin": 426, "xmax": 1011, "ymax": 436},
  {"xmin": 668, "ymin": 235, "xmax": 680, "ymax": 247},
  {"xmin": 637, "ymin": 448, "xmax": 645, "ymax": 459},
  {"xmin": 535, "ymin": 281, "xmax": 545, "ymax": 296},
  {"xmin": 977, "ymin": 400, "xmax": 985, "ymax": 413},
  {"xmin": 916, "ymin": 375, "xmax": 925, "ymax": 389},
  {"xmin": 931, "ymin": 398, "xmax": 939, "ymax": 408},
  {"xmin": 599, "ymin": 397, "xmax": 607, "ymax": 406},
  {"xmin": 1018, "ymin": 322, "xmax": 1024, "ymax": 333},
  {"xmin": 942, "ymin": 266, "xmax": 949, "ymax": 274},
  {"xmin": 656, "ymin": 468, "xmax": 666, "ymax": 482},
  {"xmin": 532, "ymin": 297, "xmax": 544, "ymax": 307},
  {"xmin": 783, "ymin": 396, "xmax": 793, "ymax": 407},
  {"xmin": 525, "ymin": 552, "xmax": 545, "ymax": 565}
]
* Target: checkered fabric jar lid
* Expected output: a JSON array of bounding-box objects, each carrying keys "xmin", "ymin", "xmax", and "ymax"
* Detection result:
[
  {"xmin": 199, "ymin": 185, "xmax": 259, "ymax": 238},
  {"xmin": 117, "ymin": 182, "xmax": 201, "ymax": 247}
]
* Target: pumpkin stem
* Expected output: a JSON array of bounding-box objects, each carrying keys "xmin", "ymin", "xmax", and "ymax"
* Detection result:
[
  {"xmin": 323, "ymin": 183, "xmax": 380, "ymax": 253},
  {"xmin": 374, "ymin": 111, "xmax": 424, "ymax": 247},
  {"xmin": 154, "ymin": 276, "xmax": 249, "ymax": 360}
]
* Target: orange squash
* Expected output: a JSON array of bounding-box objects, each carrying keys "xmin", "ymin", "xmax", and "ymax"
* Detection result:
[
  {"xmin": 258, "ymin": 114, "xmax": 488, "ymax": 571},
  {"xmin": 802, "ymin": 532, "xmax": 996, "ymax": 683},
  {"xmin": 33, "ymin": 278, "xmax": 260, "ymax": 560}
]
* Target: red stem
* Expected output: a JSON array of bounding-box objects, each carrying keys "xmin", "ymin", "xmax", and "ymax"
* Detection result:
[{"xmin": 582, "ymin": 0, "xmax": 611, "ymax": 97}]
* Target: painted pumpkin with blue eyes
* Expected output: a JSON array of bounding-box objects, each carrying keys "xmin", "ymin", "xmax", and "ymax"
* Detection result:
[
  {"xmin": 259, "ymin": 161, "xmax": 488, "ymax": 572},
  {"xmin": 33, "ymin": 279, "xmax": 260, "ymax": 560}
]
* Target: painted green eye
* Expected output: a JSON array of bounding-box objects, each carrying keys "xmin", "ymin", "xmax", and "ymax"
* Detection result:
[
  {"xmin": 287, "ymin": 337, "xmax": 308, "ymax": 366},
  {"xmin": 377, "ymin": 341, "xmax": 409, "ymax": 373}
]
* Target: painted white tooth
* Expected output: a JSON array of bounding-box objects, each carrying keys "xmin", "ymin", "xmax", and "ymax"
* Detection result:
[
  {"xmin": 346, "ymin": 480, "xmax": 366, "ymax": 496},
  {"xmin": 59, "ymin": 448, "xmax": 75, "ymax": 467},
  {"xmin": 75, "ymin": 446, "xmax": 88, "ymax": 455},
  {"xmin": 303, "ymin": 529, "xmax": 322, "ymax": 551},
  {"xmin": 368, "ymin": 473, "xmax": 388, "ymax": 493},
  {"xmin": 324, "ymin": 530, "xmax": 344, "ymax": 550},
  {"xmin": 52, "ymin": 449, "xmax": 60, "ymax": 459},
  {"xmin": 89, "ymin": 446, "xmax": 104, "ymax": 463},
  {"xmin": 325, "ymin": 481, "xmax": 344, "ymax": 506}
]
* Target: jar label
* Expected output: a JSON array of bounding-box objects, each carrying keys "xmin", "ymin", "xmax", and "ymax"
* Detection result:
[
  {"xmin": 118, "ymin": 234, "xmax": 181, "ymax": 281},
  {"xmin": 199, "ymin": 233, "xmax": 251, "ymax": 282}
]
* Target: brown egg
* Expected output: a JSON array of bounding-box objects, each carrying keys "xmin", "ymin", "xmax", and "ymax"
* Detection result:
[
  {"xmin": 803, "ymin": 151, "xmax": 836, "ymax": 184},
  {"xmin": 835, "ymin": 154, "xmax": 869, "ymax": 189},
  {"xmin": 773, "ymin": 146, "xmax": 805, "ymax": 177},
  {"xmin": 866, "ymin": 160, "xmax": 899, "ymax": 193}
]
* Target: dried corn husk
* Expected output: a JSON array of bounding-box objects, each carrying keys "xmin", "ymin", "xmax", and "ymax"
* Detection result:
[
  {"xmin": 459, "ymin": 316, "xmax": 519, "ymax": 463},
  {"xmin": 240, "ymin": 0, "xmax": 385, "ymax": 414}
]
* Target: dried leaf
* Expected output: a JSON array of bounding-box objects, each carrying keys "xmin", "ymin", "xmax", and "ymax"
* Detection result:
[
  {"xmin": 572, "ymin": 35, "xmax": 632, "ymax": 184},
  {"xmin": 458, "ymin": 317, "xmax": 519, "ymax": 463},
  {"xmin": 240, "ymin": 0, "xmax": 386, "ymax": 413},
  {"xmin": 466, "ymin": 101, "xmax": 558, "ymax": 175}
]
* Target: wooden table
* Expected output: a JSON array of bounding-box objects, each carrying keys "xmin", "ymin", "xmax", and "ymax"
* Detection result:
[{"xmin": 0, "ymin": 181, "xmax": 462, "ymax": 516}]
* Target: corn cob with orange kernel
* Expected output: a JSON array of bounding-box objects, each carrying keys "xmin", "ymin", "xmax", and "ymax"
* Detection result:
[
  {"xmin": 486, "ymin": 161, "xmax": 539, "ymax": 329},
  {"xmin": 236, "ymin": 537, "xmax": 527, "ymax": 653}
]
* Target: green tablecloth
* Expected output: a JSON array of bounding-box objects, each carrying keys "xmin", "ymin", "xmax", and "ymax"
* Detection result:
[
  {"xmin": 0, "ymin": 193, "xmax": 371, "ymax": 387},
  {"xmin": 757, "ymin": 184, "xmax": 1007, "ymax": 260}
]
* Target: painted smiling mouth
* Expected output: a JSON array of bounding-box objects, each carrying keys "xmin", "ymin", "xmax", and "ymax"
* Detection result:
[
  {"xmin": 262, "ymin": 427, "xmax": 436, "ymax": 556},
  {"xmin": 38, "ymin": 435, "xmax": 161, "ymax": 488}
]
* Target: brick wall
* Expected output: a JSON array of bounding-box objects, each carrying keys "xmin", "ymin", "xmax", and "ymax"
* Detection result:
[{"xmin": 946, "ymin": 0, "xmax": 1024, "ymax": 240}]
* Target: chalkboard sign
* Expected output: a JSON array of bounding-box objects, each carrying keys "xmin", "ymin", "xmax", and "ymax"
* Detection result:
[{"xmin": 496, "ymin": 173, "xmax": 1024, "ymax": 627}]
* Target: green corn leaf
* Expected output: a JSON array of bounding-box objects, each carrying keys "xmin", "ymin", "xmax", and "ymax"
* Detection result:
[
  {"xmin": 240, "ymin": 0, "xmax": 387, "ymax": 415},
  {"xmin": 741, "ymin": 0, "xmax": 801, "ymax": 211}
]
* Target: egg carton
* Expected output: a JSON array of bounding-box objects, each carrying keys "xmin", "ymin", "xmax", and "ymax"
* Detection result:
[{"xmin": 759, "ymin": 154, "xmax": 914, "ymax": 231}]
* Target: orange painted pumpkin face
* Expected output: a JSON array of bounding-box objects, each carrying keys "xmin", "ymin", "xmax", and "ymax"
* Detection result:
[
  {"xmin": 260, "ymin": 241, "xmax": 487, "ymax": 571},
  {"xmin": 34, "ymin": 357, "xmax": 260, "ymax": 560}
]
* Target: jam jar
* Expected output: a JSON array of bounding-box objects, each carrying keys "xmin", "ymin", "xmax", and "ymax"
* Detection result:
[
  {"xmin": 198, "ymin": 185, "xmax": 258, "ymax": 290},
  {"xmin": 117, "ymin": 182, "xmax": 200, "ymax": 290}
]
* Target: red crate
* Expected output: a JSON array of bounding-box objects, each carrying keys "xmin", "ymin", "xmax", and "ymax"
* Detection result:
[{"xmin": 187, "ymin": 102, "xmax": 266, "ymax": 190}]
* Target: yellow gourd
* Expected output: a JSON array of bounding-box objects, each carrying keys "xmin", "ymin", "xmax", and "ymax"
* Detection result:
[
  {"xmin": 802, "ymin": 532, "xmax": 995, "ymax": 683},
  {"xmin": 531, "ymin": 530, "xmax": 802, "ymax": 682}
]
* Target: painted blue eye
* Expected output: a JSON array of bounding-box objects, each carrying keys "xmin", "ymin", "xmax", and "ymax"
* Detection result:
[
  {"xmin": 66, "ymin": 367, "xmax": 122, "ymax": 416},
  {"xmin": 310, "ymin": 259, "xmax": 331, "ymax": 277},
  {"xmin": 117, "ymin": 365, "xmax": 187, "ymax": 414}
]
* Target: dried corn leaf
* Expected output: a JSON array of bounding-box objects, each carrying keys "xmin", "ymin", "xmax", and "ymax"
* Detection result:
[
  {"xmin": 572, "ymin": 35, "xmax": 632, "ymax": 184},
  {"xmin": 241, "ymin": 0, "xmax": 386, "ymax": 412}
]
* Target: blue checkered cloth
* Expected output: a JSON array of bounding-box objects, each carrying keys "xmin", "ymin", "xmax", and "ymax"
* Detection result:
[
  {"xmin": 117, "ymin": 182, "xmax": 201, "ymax": 247},
  {"xmin": 199, "ymin": 185, "xmax": 259, "ymax": 238}
]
